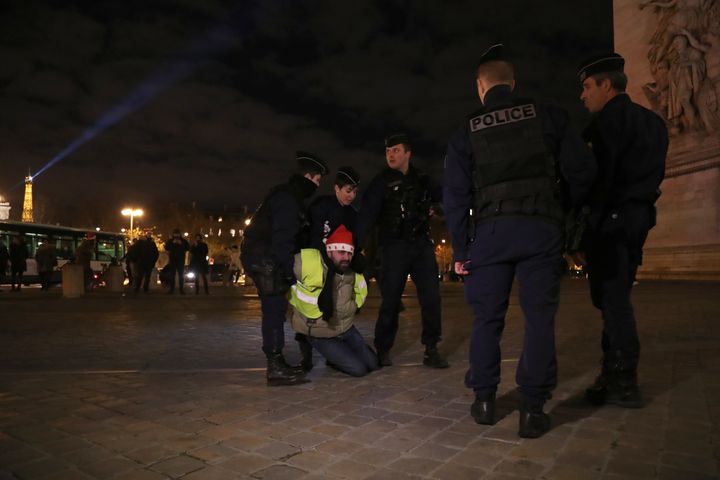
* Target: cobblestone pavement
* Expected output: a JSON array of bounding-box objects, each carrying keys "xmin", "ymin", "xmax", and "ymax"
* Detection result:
[{"xmin": 0, "ymin": 279, "xmax": 718, "ymax": 480}]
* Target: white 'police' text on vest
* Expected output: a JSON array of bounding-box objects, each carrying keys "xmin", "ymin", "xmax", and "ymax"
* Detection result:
[{"xmin": 469, "ymin": 104, "xmax": 537, "ymax": 132}]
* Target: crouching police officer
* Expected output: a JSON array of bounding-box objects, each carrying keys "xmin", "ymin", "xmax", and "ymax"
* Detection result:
[
  {"xmin": 241, "ymin": 152, "xmax": 329, "ymax": 386},
  {"xmin": 444, "ymin": 45, "xmax": 595, "ymax": 438},
  {"xmin": 355, "ymin": 134, "xmax": 448, "ymax": 369},
  {"xmin": 575, "ymin": 54, "xmax": 667, "ymax": 408}
]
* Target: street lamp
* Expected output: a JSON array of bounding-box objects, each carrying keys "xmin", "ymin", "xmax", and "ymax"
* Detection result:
[{"xmin": 121, "ymin": 208, "xmax": 143, "ymax": 239}]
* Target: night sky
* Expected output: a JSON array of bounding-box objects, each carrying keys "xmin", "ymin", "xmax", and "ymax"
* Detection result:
[{"xmin": 0, "ymin": 0, "xmax": 612, "ymax": 229}]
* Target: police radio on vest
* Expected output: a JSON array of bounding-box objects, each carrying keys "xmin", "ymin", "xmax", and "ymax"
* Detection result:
[{"xmin": 470, "ymin": 104, "xmax": 537, "ymax": 132}]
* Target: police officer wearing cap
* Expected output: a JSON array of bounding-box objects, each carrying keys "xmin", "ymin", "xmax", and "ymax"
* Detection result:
[
  {"xmin": 444, "ymin": 44, "xmax": 596, "ymax": 438},
  {"xmin": 355, "ymin": 134, "xmax": 449, "ymax": 369},
  {"xmin": 296, "ymin": 166, "xmax": 362, "ymax": 371},
  {"xmin": 575, "ymin": 53, "xmax": 667, "ymax": 408},
  {"xmin": 241, "ymin": 151, "xmax": 329, "ymax": 386}
]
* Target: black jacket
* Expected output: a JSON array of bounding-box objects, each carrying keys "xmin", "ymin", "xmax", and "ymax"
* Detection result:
[
  {"xmin": 444, "ymin": 85, "xmax": 597, "ymax": 261},
  {"xmin": 307, "ymin": 195, "xmax": 358, "ymax": 250},
  {"xmin": 164, "ymin": 237, "xmax": 190, "ymax": 267}
]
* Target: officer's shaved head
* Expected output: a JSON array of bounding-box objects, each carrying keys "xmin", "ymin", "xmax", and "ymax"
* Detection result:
[{"xmin": 476, "ymin": 60, "xmax": 514, "ymax": 84}]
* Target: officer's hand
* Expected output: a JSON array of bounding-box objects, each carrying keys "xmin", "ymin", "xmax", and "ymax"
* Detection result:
[
  {"xmin": 570, "ymin": 251, "xmax": 587, "ymax": 267},
  {"xmin": 454, "ymin": 261, "xmax": 470, "ymax": 276}
]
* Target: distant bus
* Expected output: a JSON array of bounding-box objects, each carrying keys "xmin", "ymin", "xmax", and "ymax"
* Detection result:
[{"xmin": 0, "ymin": 220, "xmax": 126, "ymax": 284}]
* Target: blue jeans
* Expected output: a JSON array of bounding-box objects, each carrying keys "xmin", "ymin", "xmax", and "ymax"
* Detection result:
[{"xmin": 309, "ymin": 326, "xmax": 379, "ymax": 377}]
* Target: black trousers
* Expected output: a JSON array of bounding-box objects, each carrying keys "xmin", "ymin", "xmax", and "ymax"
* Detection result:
[
  {"xmin": 168, "ymin": 263, "xmax": 185, "ymax": 292},
  {"xmin": 586, "ymin": 205, "xmax": 653, "ymax": 372},
  {"xmin": 374, "ymin": 238, "xmax": 442, "ymax": 353},
  {"xmin": 10, "ymin": 268, "xmax": 23, "ymax": 290},
  {"xmin": 463, "ymin": 218, "xmax": 562, "ymax": 405},
  {"xmin": 133, "ymin": 264, "xmax": 153, "ymax": 293},
  {"xmin": 39, "ymin": 271, "xmax": 53, "ymax": 290}
]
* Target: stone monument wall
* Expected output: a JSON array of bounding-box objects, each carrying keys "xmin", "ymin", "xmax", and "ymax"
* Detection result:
[{"xmin": 615, "ymin": 0, "xmax": 720, "ymax": 280}]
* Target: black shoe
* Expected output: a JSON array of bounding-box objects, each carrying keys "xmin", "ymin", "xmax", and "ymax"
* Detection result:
[
  {"xmin": 377, "ymin": 350, "xmax": 393, "ymax": 367},
  {"xmin": 423, "ymin": 346, "xmax": 449, "ymax": 369},
  {"xmin": 278, "ymin": 354, "xmax": 306, "ymax": 376},
  {"xmin": 585, "ymin": 371, "xmax": 610, "ymax": 405},
  {"xmin": 605, "ymin": 371, "xmax": 644, "ymax": 408},
  {"xmin": 471, "ymin": 393, "xmax": 495, "ymax": 425},
  {"xmin": 519, "ymin": 403, "xmax": 551, "ymax": 439},
  {"xmin": 266, "ymin": 354, "xmax": 309, "ymax": 387}
]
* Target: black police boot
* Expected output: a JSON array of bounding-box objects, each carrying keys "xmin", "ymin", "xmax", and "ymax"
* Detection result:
[
  {"xmin": 266, "ymin": 354, "xmax": 308, "ymax": 387},
  {"xmin": 278, "ymin": 355, "xmax": 306, "ymax": 376},
  {"xmin": 298, "ymin": 340, "xmax": 314, "ymax": 373},
  {"xmin": 377, "ymin": 350, "xmax": 393, "ymax": 367},
  {"xmin": 519, "ymin": 403, "xmax": 551, "ymax": 439},
  {"xmin": 605, "ymin": 370, "xmax": 644, "ymax": 408},
  {"xmin": 423, "ymin": 346, "xmax": 449, "ymax": 369},
  {"xmin": 585, "ymin": 369, "xmax": 611, "ymax": 405},
  {"xmin": 471, "ymin": 392, "xmax": 496, "ymax": 425}
]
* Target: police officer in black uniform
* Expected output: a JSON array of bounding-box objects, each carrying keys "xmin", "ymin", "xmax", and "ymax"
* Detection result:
[
  {"xmin": 241, "ymin": 152, "xmax": 329, "ymax": 386},
  {"xmin": 444, "ymin": 45, "xmax": 596, "ymax": 438},
  {"xmin": 355, "ymin": 134, "xmax": 448, "ymax": 369},
  {"xmin": 308, "ymin": 166, "xmax": 361, "ymax": 250},
  {"xmin": 296, "ymin": 166, "xmax": 362, "ymax": 372},
  {"xmin": 575, "ymin": 53, "xmax": 667, "ymax": 408}
]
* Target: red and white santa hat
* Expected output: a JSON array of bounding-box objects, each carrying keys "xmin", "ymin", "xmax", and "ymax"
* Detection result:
[{"xmin": 325, "ymin": 225, "xmax": 354, "ymax": 254}]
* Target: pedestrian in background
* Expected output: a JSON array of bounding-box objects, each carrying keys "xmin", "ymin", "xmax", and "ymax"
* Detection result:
[
  {"xmin": 36, "ymin": 236, "xmax": 58, "ymax": 291},
  {"xmin": 75, "ymin": 233, "xmax": 95, "ymax": 291},
  {"xmin": 0, "ymin": 240, "xmax": 9, "ymax": 292},
  {"xmin": 164, "ymin": 229, "xmax": 190, "ymax": 294},
  {"xmin": 134, "ymin": 231, "xmax": 159, "ymax": 293},
  {"xmin": 9, "ymin": 236, "xmax": 29, "ymax": 292},
  {"xmin": 189, "ymin": 234, "xmax": 210, "ymax": 295}
]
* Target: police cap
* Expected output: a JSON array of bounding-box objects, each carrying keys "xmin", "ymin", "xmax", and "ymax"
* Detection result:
[
  {"xmin": 477, "ymin": 43, "xmax": 507, "ymax": 68},
  {"xmin": 296, "ymin": 151, "xmax": 329, "ymax": 175},
  {"xmin": 384, "ymin": 133, "xmax": 411, "ymax": 150},
  {"xmin": 577, "ymin": 53, "xmax": 625, "ymax": 82},
  {"xmin": 336, "ymin": 166, "xmax": 360, "ymax": 187}
]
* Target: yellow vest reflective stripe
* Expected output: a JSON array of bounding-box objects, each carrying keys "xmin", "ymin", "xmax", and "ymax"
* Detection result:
[
  {"xmin": 354, "ymin": 273, "xmax": 368, "ymax": 308},
  {"xmin": 289, "ymin": 249, "xmax": 325, "ymax": 319}
]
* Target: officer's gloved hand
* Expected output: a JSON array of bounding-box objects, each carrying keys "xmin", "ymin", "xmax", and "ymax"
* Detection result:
[{"xmin": 350, "ymin": 252, "xmax": 366, "ymax": 274}]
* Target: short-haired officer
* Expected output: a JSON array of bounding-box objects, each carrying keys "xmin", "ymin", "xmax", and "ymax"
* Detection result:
[
  {"xmin": 444, "ymin": 44, "xmax": 596, "ymax": 438},
  {"xmin": 576, "ymin": 53, "xmax": 667, "ymax": 408},
  {"xmin": 241, "ymin": 152, "xmax": 329, "ymax": 386},
  {"xmin": 355, "ymin": 134, "xmax": 449, "ymax": 369}
]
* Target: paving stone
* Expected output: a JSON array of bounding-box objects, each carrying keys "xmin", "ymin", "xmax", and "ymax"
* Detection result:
[
  {"xmin": 187, "ymin": 443, "xmax": 238, "ymax": 464},
  {"xmin": 252, "ymin": 464, "xmax": 308, "ymax": 480},
  {"xmin": 324, "ymin": 459, "xmax": 378, "ymax": 479},
  {"xmin": 217, "ymin": 453, "xmax": 274, "ymax": 475},
  {"xmin": 181, "ymin": 465, "xmax": 241, "ymax": 480},
  {"xmin": 79, "ymin": 457, "xmax": 140, "ymax": 478},
  {"xmin": 114, "ymin": 470, "xmax": 170, "ymax": 480},
  {"xmin": 430, "ymin": 462, "xmax": 487, "ymax": 480},
  {"xmin": 387, "ymin": 456, "xmax": 443, "ymax": 475},
  {"xmin": 253, "ymin": 442, "xmax": 301, "ymax": 460},
  {"xmin": 149, "ymin": 455, "xmax": 205, "ymax": 477},
  {"xmin": 285, "ymin": 451, "xmax": 337, "ymax": 471},
  {"xmin": 9, "ymin": 457, "xmax": 75, "ymax": 479}
]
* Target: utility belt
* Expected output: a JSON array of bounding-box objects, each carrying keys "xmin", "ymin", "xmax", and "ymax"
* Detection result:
[
  {"xmin": 245, "ymin": 258, "xmax": 292, "ymax": 296},
  {"xmin": 475, "ymin": 196, "xmax": 564, "ymax": 223}
]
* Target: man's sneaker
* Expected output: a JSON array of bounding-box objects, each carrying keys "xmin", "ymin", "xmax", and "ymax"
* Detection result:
[
  {"xmin": 423, "ymin": 347, "xmax": 449, "ymax": 369},
  {"xmin": 377, "ymin": 350, "xmax": 393, "ymax": 367}
]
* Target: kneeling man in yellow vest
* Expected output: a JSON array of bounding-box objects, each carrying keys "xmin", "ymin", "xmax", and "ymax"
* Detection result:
[{"xmin": 289, "ymin": 225, "xmax": 379, "ymax": 377}]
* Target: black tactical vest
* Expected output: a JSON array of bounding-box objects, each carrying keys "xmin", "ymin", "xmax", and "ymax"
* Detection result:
[
  {"xmin": 378, "ymin": 169, "xmax": 432, "ymax": 242},
  {"xmin": 468, "ymin": 99, "xmax": 563, "ymax": 223}
]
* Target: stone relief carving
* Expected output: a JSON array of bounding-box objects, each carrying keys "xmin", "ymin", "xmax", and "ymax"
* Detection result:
[{"xmin": 639, "ymin": 0, "xmax": 720, "ymax": 135}]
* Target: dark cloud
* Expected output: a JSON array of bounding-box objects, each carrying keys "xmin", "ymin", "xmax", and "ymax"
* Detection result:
[{"xmin": 0, "ymin": 0, "xmax": 612, "ymax": 229}]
